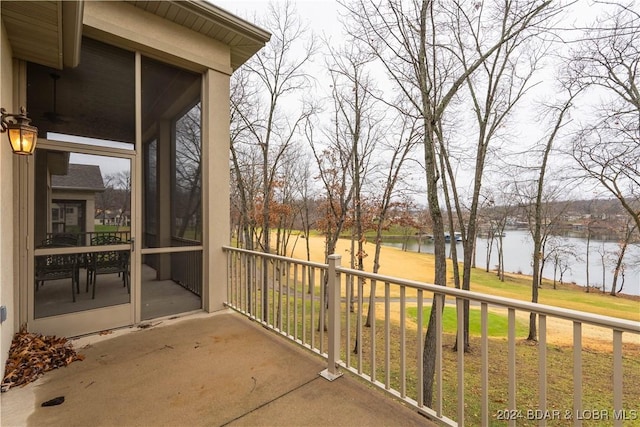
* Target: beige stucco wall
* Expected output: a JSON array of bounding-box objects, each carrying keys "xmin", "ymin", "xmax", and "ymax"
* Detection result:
[
  {"xmin": 0, "ymin": 16, "xmax": 16, "ymax": 373},
  {"xmin": 202, "ymin": 68, "xmax": 231, "ymax": 312},
  {"xmin": 83, "ymin": 1, "xmax": 232, "ymax": 75}
]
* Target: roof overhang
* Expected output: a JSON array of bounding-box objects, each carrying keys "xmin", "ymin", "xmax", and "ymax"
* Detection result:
[
  {"xmin": 126, "ymin": 1, "xmax": 271, "ymax": 70},
  {"xmin": 2, "ymin": 1, "xmax": 269, "ymax": 72},
  {"xmin": 1, "ymin": 1, "xmax": 83, "ymax": 69}
]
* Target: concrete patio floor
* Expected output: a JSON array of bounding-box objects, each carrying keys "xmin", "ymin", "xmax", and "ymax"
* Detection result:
[{"xmin": 1, "ymin": 311, "xmax": 435, "ymax": 426}]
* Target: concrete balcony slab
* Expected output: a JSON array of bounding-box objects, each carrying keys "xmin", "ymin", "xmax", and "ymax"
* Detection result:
[{"xmin": 1, "ymin": 311, "xmax": 434, "ymax": 426}]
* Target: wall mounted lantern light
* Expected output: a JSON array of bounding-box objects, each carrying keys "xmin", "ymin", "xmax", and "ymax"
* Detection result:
[{"xmin": 0, "ymin": 106, "xmax": 38, "ymax": 155}]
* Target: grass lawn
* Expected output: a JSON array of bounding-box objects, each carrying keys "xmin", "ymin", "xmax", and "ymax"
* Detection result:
[{"xmin": 406, "ymin": 306, "xmax": 529, "ymax": 336}]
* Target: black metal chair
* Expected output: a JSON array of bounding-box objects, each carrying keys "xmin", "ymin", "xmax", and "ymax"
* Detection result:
[
  {"xmin": 34, "ymin": 253, "xmax": 79, "ymax": 302},
  {"xmin": 86, "ymin": 235, "xmax": 130, "ymax": 299},
  {"xmin": 35, "ymin": 237, "xmax": 81, "ymax": 300}
]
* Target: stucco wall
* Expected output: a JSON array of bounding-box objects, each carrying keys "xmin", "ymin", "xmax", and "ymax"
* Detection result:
[
  {"xmin": 202, "ymin": 68, "xmax": 231, "ymax": 312},
  {"xmin": 0, "ymin": 16, "xmax": 16, "ymax": 373},
  {"xmin": 83, "ymin": 1, "xmax": 232, "ymax": 75}
]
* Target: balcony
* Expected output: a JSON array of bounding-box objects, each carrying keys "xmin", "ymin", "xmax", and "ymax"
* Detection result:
[
  {"xmin": 2, "ymin": 247, "xmax": 638, "ymax": 426},
  {"xmin": 223, "ymin": 246, "xmax": 640, "ymax": 426}
]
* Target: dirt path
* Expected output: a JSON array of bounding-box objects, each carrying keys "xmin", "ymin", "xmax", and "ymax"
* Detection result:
[{"xmin": 503, "ymin": 308, "xmax": 639, "ymax": 350}]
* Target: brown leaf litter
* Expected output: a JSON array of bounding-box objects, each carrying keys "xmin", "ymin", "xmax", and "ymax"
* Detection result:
[{"xmin": 1, "ymin": 327, "xmax": 84, "ymax": 392}]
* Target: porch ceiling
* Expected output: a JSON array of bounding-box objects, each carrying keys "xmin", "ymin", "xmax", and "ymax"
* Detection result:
[{"xmin": 1, "ymin": 1, "xmax": 82, "ymax": 69}]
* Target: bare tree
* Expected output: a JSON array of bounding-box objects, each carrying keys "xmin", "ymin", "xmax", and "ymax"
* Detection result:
[
  {"xmin": 175, "ymin": 104, "xmax": 202, "ymax": 240},
  {"xmin": 306, "ymin": 120, "xmax": 353, "ymax": 262},
  {"xmin": 230, "ymin": 1, "xmax": 317, "ymax": 318},
  {"xmin": 342, "ymin": 0, "xmax": 553, "ymax": 406},
  {"xmin": 438, "ymin": 1, "xmax": 550, "ymax": 350},
  {"xmin": 610, "ymin": 217, "xmax": 637, "ymax": 295},
  {"xmin": 324, "ymin": 38, "xmax": 380, "ymax": 323},
  {"xmin": 518, "ymin": 86, "xmax": 579, "ymax": 341},
  {"xmin": 569, "ymin": 2, "xmax": 640, "ymax": 231},
  {"xmin": 365, "ymin": 114, "xmax": 420, "ymax": 327},
  {"xmin": 230, "ymin": 66, "xmax": 262, "ymax": 251},
  {"xmin": 103, "ymin": 170, "xmax": 131, "ymax": 228},
  {"xmin": 545, "ymin": 236, "xmax": 580, "ymax": 289},
  {"xmin": 491, "ymin": 193, "xmax": 518, "ymax": 282}
]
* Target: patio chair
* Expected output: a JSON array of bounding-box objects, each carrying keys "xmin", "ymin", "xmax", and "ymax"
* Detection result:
[
  {"xmin": 86, "ymin": 248, "xmax": 130, "ymax": 299},
  {"xmin": 85, "ymin": 235, "xmax": 125, "ymax": 293},
  {"xmin": 34, "ymin": 253, "xmax": 79, "ymax": 302}
]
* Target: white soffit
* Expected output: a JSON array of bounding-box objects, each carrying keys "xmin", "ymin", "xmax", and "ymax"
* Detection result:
[{"xmin": 1, "ymin": 1, "xmax": 83, "ymax": 69}]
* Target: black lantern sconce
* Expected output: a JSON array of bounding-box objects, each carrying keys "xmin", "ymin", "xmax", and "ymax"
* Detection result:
[{"xmin": 0, "ymin": 106, "xmax": 38, "ymax": 155}]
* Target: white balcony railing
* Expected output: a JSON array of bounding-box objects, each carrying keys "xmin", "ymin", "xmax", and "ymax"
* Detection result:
[{"xmin": 223, "ymin": 246, "xmax": 640, "ymax": 426}]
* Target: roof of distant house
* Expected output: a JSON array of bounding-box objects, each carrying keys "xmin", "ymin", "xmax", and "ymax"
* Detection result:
[{"xmin": 52, "ymin": 164, "xmax": 105, "ymax": 192}]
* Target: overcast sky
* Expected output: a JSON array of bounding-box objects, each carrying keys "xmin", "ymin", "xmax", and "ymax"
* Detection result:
[
  {"xmin": 218, "ymin": 0, "xmax": 340, "ymax": 34},
  {"xmin": 215, "ymin": 1, "xmax": 620, "ymax": 201}
]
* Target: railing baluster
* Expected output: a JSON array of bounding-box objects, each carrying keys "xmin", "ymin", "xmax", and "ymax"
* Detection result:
[
  {"xmin": 258, "ymin": 255, "xmax": 264, "ymax": 322},
  {"xmin": 273, "ymin": 259, "xmax": 278, "ymax": 329},
  {"xmin": 235, "ymin": 252, "xmax": 240, "ymax": 310},
  {"xmin": 254, "ymin": 254, "xmax": 259, "ymax": 319},
  {"xmin": 539, "ymin": 314, "xmax": 547, "ymax": 427},
  {"xmin": 508, "ymin": 308, "xmax": 516, "ymax": 427},
  {"xmin": 228, "ymin": 252, "xmax": 232, "ymax": 304},
  {"xmin": 371, "ymin": 279, "xmax": 377, "ymax": 384},
  {"xmin": 357, "ymin": 272, "xmax": 363, "ymax": 374},
  {"xmin": 252, "ymin": 254, "xmax": 256, "ymax": 316},
  {"xmin": 319, "ymin": 270, "xmax": 325, "ymax": 355},
  {"xmin": 346, "ymin": 273, "xmax": 352, "ymax": 368},
  {"xmin": 385, "ymin": 281, "xmax": 390, "ymax": 390},
  {"xmin": 481, "ymin": 302, "xmax": 488, "ymax": 426},
  {"xmin": 435, "ymin": 293, "xmax": 443, "ymax": 417},
  {"xmin": 238, "ymin": 252, "xmax": 243, "ymax": 311},
  {"xmin": 613, "ymin": 330, "xmax": 623, "ymax": 427},
  {"xmin": 301, "ymin": 265, "xmax": 307, "ymax": 345},
  {"xmin": 456, "ymin": 298, "xmax": 465, "ymax": 426},
  {"xmin": 226, "ymin": 251, "xmax": 232, "ymax": 306},
  {"xmin": 573, "ymin": 321, "xmax": 582, "ymax": 427},
  {"xmin": 417, "ymin": 289, "xmax": 424, "ymax": 408},
  {"xmin": 237, "ymin": 252, "xmax": 241, "ymax": 310},
  {"xmin": 310, "ymin": 266, "xmax": 315, "ymax": 350},
  {"xmin": 293, "ymin": 263, "xmax": 298, "ymax": 340},
  {"xmin": 400, "ymin": 286, "xmax": 406, "ymax": 399},
  {"xmin": 285, "ymin": 260, "xmax": 290, "ymax": 335}
]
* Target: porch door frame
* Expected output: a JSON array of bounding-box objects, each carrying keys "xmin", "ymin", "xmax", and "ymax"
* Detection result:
[{"xmin": 25, "ymin": 139, "xmax": 138, "ymax": 336}]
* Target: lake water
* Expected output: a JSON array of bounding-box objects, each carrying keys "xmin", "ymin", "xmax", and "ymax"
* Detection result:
[{"xmin": 381, "ymin": 229, "xmax": 640, "ymax": 296}]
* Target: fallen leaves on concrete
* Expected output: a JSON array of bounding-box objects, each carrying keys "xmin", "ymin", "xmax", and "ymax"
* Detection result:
[{"xmin": 1, "ymin": 328, "xmax": 84, "ymax": 392}]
